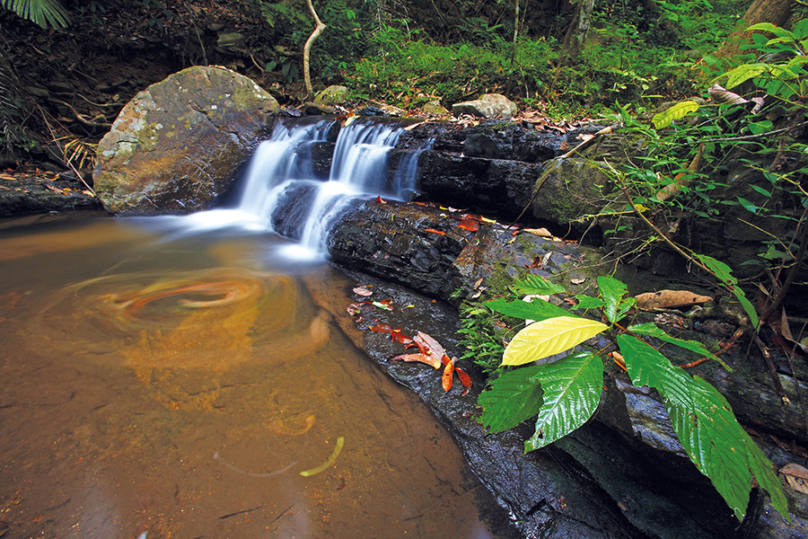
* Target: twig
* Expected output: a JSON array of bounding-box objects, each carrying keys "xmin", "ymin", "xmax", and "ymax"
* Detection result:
[{"xmin": 695, "ymin": 120, "xmax": 808, "ymax": 144}]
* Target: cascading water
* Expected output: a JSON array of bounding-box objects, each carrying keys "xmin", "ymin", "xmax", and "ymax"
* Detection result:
[{"xmin": 175, "ymin": 116, "xmax": 426, "ymax": 260}]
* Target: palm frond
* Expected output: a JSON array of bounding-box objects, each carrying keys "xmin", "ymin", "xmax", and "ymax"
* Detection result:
[{"xmin": 2, "ymin": 0, "xmax": 69, "ymax": 29}]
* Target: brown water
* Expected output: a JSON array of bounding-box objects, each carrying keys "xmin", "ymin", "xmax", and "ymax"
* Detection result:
[{"xmin": 0, "ymin": 213, "xmax": 510, "ymax": 539}]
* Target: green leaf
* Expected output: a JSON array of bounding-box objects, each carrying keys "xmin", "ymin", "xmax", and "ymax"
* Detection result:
[
  {"xmin": 737, "ymin": 196, "xmax": 758, "ymax": 214},
  {"xmin": 719, "ymin": 63, "xmax": 768, "ymax": 89},
  {"xmin": 733, "ymin": 289, "xmax": 759, "ymax": 328},
  {"xmin": 616, "ymin": 335, "xmax": 788, "ymax": 522},
  {"xmin": 478, "ymin": 366, "xmax": 544, "ymax": 433},
  {"xmin": 667, "ymin": 377, "xmax": 789, "ymax": 522},
  {"xmin": 503, "ymin": 316, "xmax": 607, "ymax": 367},
  {"xmin": 750, "ymin": 185, "xmax": 772, "ymax": 198},
  {"xmin": 651, "ymin": 101, "xmax": 701, "ymax": 129},
  {"xmin": 627, "ymin": 322, "xmax": 732, "ymax": 372},
  {"xmin": 747, "ymin": 120, "xmax": 773, "ymax": 135},
  {"xmin": 695, "ymin": 254, "xmax": 737, "ymax": 285},
  {"xmin": 486, "ymin": 298, "xmax": 573, "ymax": 322},
  {"xmin": 525, "ymin": 352, "xmax": 603, "ymax": 451},
  {"xmin": 747, "ymin": 22, "xmax": 792, "ymax": 39},
  {"xmin": 616, "ymin": 334, "xmax": 695, "ymax": 405},
  {"xmin": 2, "ymin": 0, "xmax": 69, "ymax": 27},
  {"xmin": 597, "ymin": 275, "xmax": 634, "ymax": 324},
  {"xmin": 510, "ymin": 275, "xmax": 566, "ymax": 296},
  {"xmin": 575, "ymin": 295, "xmax": 605, "ymax": 310}
]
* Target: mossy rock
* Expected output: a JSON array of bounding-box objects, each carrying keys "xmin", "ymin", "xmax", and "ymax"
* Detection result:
[
  {"xmin": 313, "ymin": 85, "xmax": 350, "ymax": 107},
  {"xmin": 93, "ymin": 66, "xmax": 279, "ymax": 215}
]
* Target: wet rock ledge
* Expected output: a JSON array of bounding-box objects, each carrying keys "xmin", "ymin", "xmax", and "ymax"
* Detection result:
[{"xmin": 321, "ymin": 198, "xmax": 808, "ymax": 539}]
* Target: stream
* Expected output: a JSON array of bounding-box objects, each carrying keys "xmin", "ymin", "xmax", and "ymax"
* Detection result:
[{"xmin": 0, "ymin": 211, "xmax": 518, "ymax": 538}]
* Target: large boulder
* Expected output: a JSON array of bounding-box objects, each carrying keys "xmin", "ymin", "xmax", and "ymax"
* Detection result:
[{"xmin": 93, "ymin": 66, "xmax": 279, "ymax": 215}]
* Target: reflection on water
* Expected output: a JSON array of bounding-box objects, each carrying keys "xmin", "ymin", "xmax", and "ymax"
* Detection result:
[{"xmin": 0, "ymin": 214, "xmax": 513, "ymax": 539}]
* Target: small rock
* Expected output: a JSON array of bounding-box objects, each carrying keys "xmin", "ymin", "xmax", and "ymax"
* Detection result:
[
  {"xmin": 313, "ymin": 85, "xmax": 350, "ymax": 106},
  {"xmin": 26, "ymin": 86, "xmax": 49, "ymax": 98},
  {"xmin": 45, "ymin": 81, "xmax": 74, "ymax": 93},
  {"xmin": 303, "ymin": 102, "xmax": 335, "ymax": 115},
  {"xmin": 423, "ymin": 100, "xmax": 449, "ymax": 115},
  {"xmin": 452, "ymin": 93, "xmax": 518, "ymax": 119}
]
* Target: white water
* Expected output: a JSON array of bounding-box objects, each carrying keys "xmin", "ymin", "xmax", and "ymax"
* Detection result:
[{"xmin": 162, "ymin": 116, "xmax": 424, "ymax": 261}]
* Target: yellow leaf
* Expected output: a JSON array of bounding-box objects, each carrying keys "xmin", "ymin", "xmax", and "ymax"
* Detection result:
[{"xmin": 502, "ymin": 316, "xmax": 607, "ymax": 366}]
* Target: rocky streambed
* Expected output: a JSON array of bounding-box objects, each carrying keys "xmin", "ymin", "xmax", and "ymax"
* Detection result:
[{"xmin": 4, "ymin": 66, "xmax": 808, "ymax": 538}]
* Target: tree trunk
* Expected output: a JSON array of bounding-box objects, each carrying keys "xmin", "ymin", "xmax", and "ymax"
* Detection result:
[
  {"xmin": 560, "ymin": 0, "xmax": 595, "ymax": 60},
  {"xmin": 303, "ymin": 0, "xmax": 326, "ymax": 99},
  {"xmin": 715, "ymin": 0, "xmax": 794, "ymax": 59}
]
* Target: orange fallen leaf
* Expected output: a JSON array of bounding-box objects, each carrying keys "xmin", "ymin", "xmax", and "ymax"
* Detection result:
[
  {"xmin": 635, "ymin": 290, "xmax": 713, "ymax": 310},
  {"xmin": 391, "ymin": 353, "xmax": 442, "ymax": 369},
  {"xmin": 442, "ymin": 359, "xmax": 455, "ymax": 391},
  {"xmin": 424, "ymin": 228, "xmax": 446, "ymax": 236},
  {"xmin": 455, "ymin": 367, "xmax": 472, "ymax": 388},
  {"xmin": 457, "ymin": 218, "xmax": 480, "ymax": 232}
]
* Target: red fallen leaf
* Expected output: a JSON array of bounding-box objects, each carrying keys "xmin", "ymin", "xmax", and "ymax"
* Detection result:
[
  {"xmin": 455, "ymin": 367, "xmax": 472, "ymax": 388},
  {"xmin": 424, "ymin": 228, "xmax": 446, "ymax": 236},
  {"xmin": 369, "ymin": 322, "xmax": 393, "ymax": 333},
  {"xmin": 353, "ymin": 286, "xmax": 373, "ymax": 296},
  {"xmin": 442, "ymin": 359, "xmax": 455, "ymax": 391},
  {"xmin": 390, "ymin": 330, "xmax": 414, "ymax": 346},
  {"xmin": 376, "ymin": 196, "xmax": 387, "ymax": 203},
  {"xmin": 457, "ymin": 218, "xmax": 480, "ymax": 232},
  {"xmin": 511, "ymin": 230, "xmax": 520, "ymax": 237},
  {"xmin": 391, "ymin": 353, "xmax": 441, "ymax": 369}
]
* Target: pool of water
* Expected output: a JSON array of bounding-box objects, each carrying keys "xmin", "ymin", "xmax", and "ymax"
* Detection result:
[{"xmin": 0, "ymin": 213, "xmax": 514, "ymax": 539}]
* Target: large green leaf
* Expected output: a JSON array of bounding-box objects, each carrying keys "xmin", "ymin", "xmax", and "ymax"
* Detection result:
[
  {"xmin": 510, "ymin": 275, "xmax": 565, "ymax": 296},
  {"xmin": 525, "ymin": 352, "xmax": 603, "ymax": 451},
  {"xmin": 503, "ymin": 316, "xmax": 607, "ymax": 367},
  {"xmin": 651, "ymin": 101, "xmax": 701, "ymax": 129},
  {"xmin": 617, "ymin": 335, "xmax": 788, "ymax": 522},
  {"xmin": 478, "ymin": 366, "xmax": 544, "ymax": 433},
  {"xmin": 617, "ymin": 334, "xmax": 695, "ymax": 405},
  {"xmin": 486, "ymin": 298, "xmax": 573, "ymax": 322},
  {"xmin": 719, "ymin": 63, "xmax": 769, "ymax": 90},
  {"xmin": 667, "ymin": 377, "xmax": 788, "ymax": 522},
  {"xmin": 627, "ymin": 322, "xmax": 732, "ymax": 372}
]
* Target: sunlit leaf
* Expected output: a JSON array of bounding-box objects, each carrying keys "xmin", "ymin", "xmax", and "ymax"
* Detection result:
[
  {"xmin": 502, "ymin": 316, "xmax": 607, "ymax": 366},
  {"xmin": 651, "ymin": 101, "xmax": 701, "ymax": 129},
  {"xmin": 525, "ymin": 352, "xmax": 603, "ymax": 451}
]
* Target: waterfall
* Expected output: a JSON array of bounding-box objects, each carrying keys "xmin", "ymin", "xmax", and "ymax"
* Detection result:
[{"xmin": 175, "ymin": 116, "xmax": 424, "ymax": 260}]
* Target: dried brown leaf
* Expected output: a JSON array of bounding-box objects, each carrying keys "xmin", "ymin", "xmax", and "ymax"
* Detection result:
[{"xmin": 635, "ymin": 290, "xmax": 712, "ymax": 310}]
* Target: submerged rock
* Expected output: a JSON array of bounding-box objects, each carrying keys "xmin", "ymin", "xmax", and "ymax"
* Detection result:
[{"xmin": 93, "ymin": 66, "xmax": 279, "ymax": 215}]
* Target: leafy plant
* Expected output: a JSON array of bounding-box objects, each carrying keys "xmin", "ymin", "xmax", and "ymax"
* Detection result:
[
  {"xmin": 477, "ymin": 274, "xmax": 789, "ymax": 522},
  {"xmin": 2, "ymin": 0, "xmax": 69, "ymax": 28}
]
